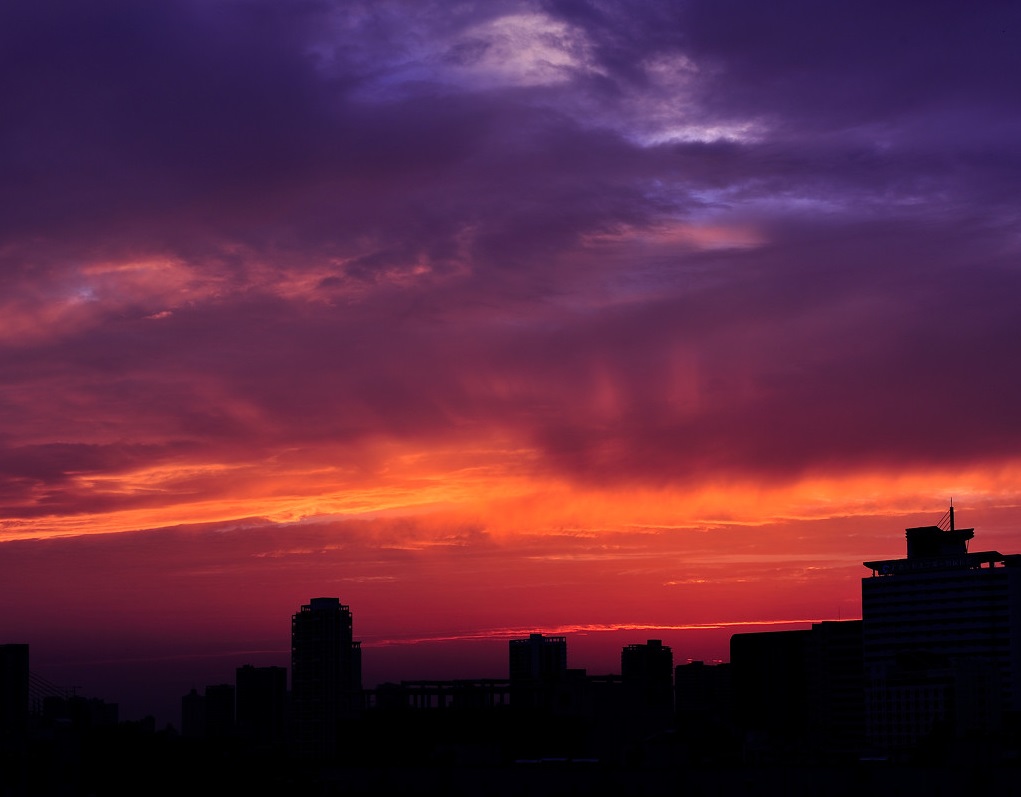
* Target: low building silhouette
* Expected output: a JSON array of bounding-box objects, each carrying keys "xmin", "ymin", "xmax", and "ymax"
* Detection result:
[
  {"xmin": 731, "ymin": 620, "xmax": 864, "ymax": 761},
  {"xmin": 0, "ymin": 644, "xmax": 29, "ymax": 748},
  {"xmin": 204, "ymin": 683, "xmax": 235, "ymax": 740},
  {"xmin": 180, "ymin": 687, "xmax": 205, "ymax": 739},
  {"xmin": 675, "ymin": 660, "xmax": 732, "ymax": 721},
  {"xmin": 236, "ymin": 664, "xmax": 287, "ymax": 747},
  {"xmin": 675, "ymin": 660, "xmax": 736, "ymax": 763}
]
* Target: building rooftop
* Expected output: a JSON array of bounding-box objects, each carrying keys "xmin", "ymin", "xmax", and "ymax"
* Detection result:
[{"xmin": 862, "ymin": 508, "xmax": 1020, "ymax": 576}]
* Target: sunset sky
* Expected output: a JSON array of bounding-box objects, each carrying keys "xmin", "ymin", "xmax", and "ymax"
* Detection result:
[{"xmin": 3, "ymin": 0, "xmax": 1021, "ymax": 725}]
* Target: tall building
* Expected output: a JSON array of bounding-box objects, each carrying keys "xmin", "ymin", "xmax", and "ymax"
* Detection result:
[
  {"xmin": 862, "ymin": 509, "xmax": 1021, "ymax": 751},
  {"xmin": 731, "ymin": 628, "xmax": 812, "ymax": 742},
  {"xmin": 509, "ymin": 633, "xmax": 567, "ymax": 684},
  {"xmin": 291, "ymin": 597, "xmax": 362, "ymax": 758},
  {"xmin": 621, "ymin": 639, "xmax": 673, "ymax": 714},
  {"xmin": 509, "ymin": 633, "xmax": 567, "ymax": 712}
]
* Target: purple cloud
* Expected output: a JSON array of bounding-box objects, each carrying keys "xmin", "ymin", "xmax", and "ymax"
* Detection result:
[{"xmin": 0, "ymin": 0, "xmax": 1019, "ymax": 522}]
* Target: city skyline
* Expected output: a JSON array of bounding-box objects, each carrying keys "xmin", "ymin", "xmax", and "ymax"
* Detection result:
[
  {"xmin": 5, "ymin": 504, "xmax": 1015, "ymax": 730},
  {"xmin": 3, "ymin": 0, "xmax": 1021, "ymax": 730}
]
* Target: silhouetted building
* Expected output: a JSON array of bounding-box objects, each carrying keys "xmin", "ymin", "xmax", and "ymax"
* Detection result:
[
  {"xmin": 621, "ymin": 639, "xmax": 673, "ymax": 716},
  {"xmin": 205, "ymin": 683, "xmax": 236, "ymax": 739},
  {"xmin": 236, "ymin": 664, "xmax": 287, "ymax": 746},
  {"xmin": 181, "ymin": 687, "xmax": 205, "ymax": 739},
  {"xmin": 862, "ymin": 509, "xmax": 1021, "ymax": 752},
  {"xmin": 675, "ymin": 661, "xmax": 735, "ymax": 762},
  {"xmin": 0, "ymin": 644, "xmax": 29, "ymax": 747},
  {"xmin": 509, "ymin": 633, "xmax": 567, "ymax": 683},
  {"xmin": 291, "ymin": 597, "xmax": 362, "ymax": 758},
  {"xmin": 675, "ymin": 660, "xmax": 732, "ymax": 721},
  {"xmin": 806, "ymin": 620, "xmax": 864, "ymax": 754},
  {"xmin": 509, "ymin": 633, "xmax": 568, "ymax": 713},
  {"xmin": 731, "ymin": 621, "xmax": 864, "ymax": 759},
  {"xmin": 732, "ymin": 628, "xmax": 811, "ymax": 746}
]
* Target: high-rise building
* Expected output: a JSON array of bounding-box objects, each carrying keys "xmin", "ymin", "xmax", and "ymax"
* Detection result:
[
  {"xmin": 509, "ymin": 633, "xmax": 567, "ymax": 683},
  {"xmin": 291, "ymin": 597, "xmax": 362, "ymax": 757},
  {"xmin": 509, "ymin": 633, "xmax": 568, "ymax": 713},
  {"xmin": 862, "ymin": 509, "xmax": 1021, "ymax": 750},
  {"xmin": 621, "ymin": 639, "xmax": 673, "ymax": 714}
]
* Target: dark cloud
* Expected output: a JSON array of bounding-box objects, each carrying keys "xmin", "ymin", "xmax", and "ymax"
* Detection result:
[{"xmin": 1, "ymin": 0, "xmax": 1019, "ymax": 523}]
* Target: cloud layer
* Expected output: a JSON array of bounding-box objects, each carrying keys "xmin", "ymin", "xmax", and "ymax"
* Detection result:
[{"xmin": 5, "ymin": 2, "xmax": 1020, "ymax": 531}]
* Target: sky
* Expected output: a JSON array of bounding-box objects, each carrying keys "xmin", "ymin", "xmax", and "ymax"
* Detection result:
[{"xmin": 2, "ymin": 0, "xmax": 1021, "ymax": 725}]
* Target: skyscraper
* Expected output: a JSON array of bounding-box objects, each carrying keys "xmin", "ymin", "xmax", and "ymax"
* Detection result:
[
  {"xmin": 290, "ymin": 597, "xmax": 362, "ymax": 758},
  {"xmin": 862, "ymin": 509, "xmax": 1021, "ymax": 750}
]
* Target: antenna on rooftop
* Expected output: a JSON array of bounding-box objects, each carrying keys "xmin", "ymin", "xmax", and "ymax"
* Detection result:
[{"xmin": 936, "ymin": 500, "xmax": 955, "ymax": 532}]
